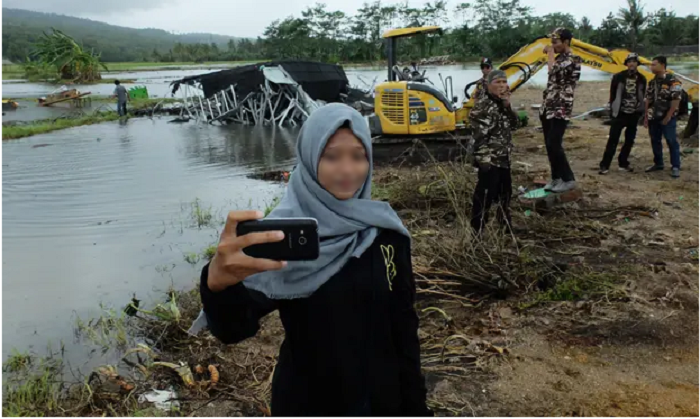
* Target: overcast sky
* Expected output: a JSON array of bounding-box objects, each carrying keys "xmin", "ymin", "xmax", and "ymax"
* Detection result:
[{"xmin": 4, "ymin": 0, "xmax": 699, "ymax": 38}]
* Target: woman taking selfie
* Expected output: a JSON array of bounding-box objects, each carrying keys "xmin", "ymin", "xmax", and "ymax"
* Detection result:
[{"xmin": 199, "ymin": 103, "xmax": 431, "ymax": 416}]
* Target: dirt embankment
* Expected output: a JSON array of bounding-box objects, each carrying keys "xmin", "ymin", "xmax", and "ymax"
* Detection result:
[{"xmin": 3, "ymin": 81, "xmax": 698, "ymax": 417}]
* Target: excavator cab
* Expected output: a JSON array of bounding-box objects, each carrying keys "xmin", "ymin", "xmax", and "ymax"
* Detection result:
[{"xmin": 369, "ymin": 26, "xmax": 465, "ymax": 137}]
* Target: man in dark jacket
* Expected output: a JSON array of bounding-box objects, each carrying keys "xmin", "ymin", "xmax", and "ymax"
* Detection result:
[
  {"xmin": 470, "ymin": 70, "xmax": 520, "ymax": 234},
  {"xmin": 599, "ymin": 53, "xmax": 646, "ymax": 174}
]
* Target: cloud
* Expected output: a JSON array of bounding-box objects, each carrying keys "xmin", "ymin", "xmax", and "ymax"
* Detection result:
[{"xmin": 3, "ymin": 0, "xmax": 172, "ymax": 15}]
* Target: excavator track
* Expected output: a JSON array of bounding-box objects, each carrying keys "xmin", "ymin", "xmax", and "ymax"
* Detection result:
[{"xmin": 371, "ymin": 131, "xmax": 473, "ymax": 166}]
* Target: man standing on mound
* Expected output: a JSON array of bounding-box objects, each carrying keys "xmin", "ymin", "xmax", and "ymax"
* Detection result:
[{"xmin": 539, "ymin": 27, "xmax": 581, "ymax": 193}]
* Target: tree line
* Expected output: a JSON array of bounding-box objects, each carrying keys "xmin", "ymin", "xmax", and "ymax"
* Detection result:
[
  {"xmin": 4, "ymin": 0, "xmax": 699, "ymax": 64},
  {"xmin": 255, "ymin": 0, "xmax": 698, "ymax": 63}
]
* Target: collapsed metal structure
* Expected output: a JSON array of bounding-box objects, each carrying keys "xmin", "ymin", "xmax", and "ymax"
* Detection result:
[{"xmin": 170, "ymin": 61, "xmax": 351, "ymax": 126}]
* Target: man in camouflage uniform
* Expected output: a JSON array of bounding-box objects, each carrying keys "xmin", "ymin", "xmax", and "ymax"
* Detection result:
[
  {"xmin": 599, "ymin": 53, "xmax": 646, "ymax": 174},
  {"xmin": 472, "ymin": 57, "xmax": 493, "ymax": 103},
  {"xmin": 644, "ymin": 56, "xmax": 683, "ymax": 178},
  {"xmin": 470, "ymin": 70, "xmax": 520, "ymax": 234},
  {"xmin": 539, "ymin": 27, "xmax": 581, "ymax": 193}
]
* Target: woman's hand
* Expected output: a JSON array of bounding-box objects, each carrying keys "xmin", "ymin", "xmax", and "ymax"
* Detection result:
[{"xmin": 208, "ymin": 210, "xmax": 287, "ymax": 292}]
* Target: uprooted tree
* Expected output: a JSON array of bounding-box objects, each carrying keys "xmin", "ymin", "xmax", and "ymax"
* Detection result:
[{"xmin": 23, "ymin": 28, "xmax": 107, "ymax": 83}]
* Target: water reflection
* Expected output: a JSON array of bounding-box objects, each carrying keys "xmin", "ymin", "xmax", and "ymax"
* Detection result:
[
  {"xmin": 181, "ymin": 123, "xmax": 297, "ymax": 171},
  {"xmin": 2, "ymin": 118, "xmax": 295, "ymax": 363}
]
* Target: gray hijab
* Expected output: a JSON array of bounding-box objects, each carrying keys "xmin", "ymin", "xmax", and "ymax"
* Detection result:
[{"xmin": 243, "ymin": 103, "xmax": 410, "ymax": 299}]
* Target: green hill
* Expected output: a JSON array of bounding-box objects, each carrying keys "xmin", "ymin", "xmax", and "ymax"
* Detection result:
[{"xmin": 2, "ymin": 8, "xmax": 249, "ymax": 62}]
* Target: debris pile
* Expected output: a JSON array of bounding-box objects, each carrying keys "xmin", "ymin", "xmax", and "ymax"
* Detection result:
[{"xmin": 170, "ymin": 61, "xmax": 350, "ymax": 126}]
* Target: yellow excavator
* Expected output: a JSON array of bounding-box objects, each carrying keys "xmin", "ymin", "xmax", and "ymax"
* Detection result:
[
  {"xmin": 368, "ymin": 26, "xmax": 466, "ymax": 139},
  {"xmin": 368, "ymin": 26, "xmax": 699, "ymax": 140}
]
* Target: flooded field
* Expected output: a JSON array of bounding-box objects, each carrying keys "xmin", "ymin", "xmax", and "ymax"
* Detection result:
[
  {"xmin": 10, "ymin": 63, "xmax": 698, "ymax": 102},
  {"xmin": 2, "ymin": 119, "xmax": 297, "ymax": 363},
  {"xmin": 4, "ymin": 63, "xmax": 697, "ymax": 123}
]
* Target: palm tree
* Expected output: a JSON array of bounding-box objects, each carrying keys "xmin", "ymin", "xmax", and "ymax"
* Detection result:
[
  {"xmin": 617, "ymin": 0, "xmax": 647, "ymax": 51},
  {"xmin": 578, "ymin": 17, "xmax": 594, "ymax": 42}
]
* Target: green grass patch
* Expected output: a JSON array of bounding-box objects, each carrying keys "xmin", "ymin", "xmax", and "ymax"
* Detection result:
[
  {"xmin": 3, "ymin": 350, "xmax": 32, "ymax": 373},
  {"xmin": 188, "ymin": 198, "xmax": 214, "ymax": 229},
  {"xmin": 2, "ymin": 112, "xmax": 122, "ymax": 140},
  {"xmin": 202, "ymin": 245, "xmax": 217, "ymax": 261},
  {"xmin": 74, "ymin": 304, "xmax": 130, "ymax": 351},
  {"xmin": 2, "ymin": 353, "xmax": 63, "ymax": 417},
  {"xmin": 520, "ymin": 272, "xmax": 628, "ymax": 310},
  {"xmin": 2, "ymin": 70, "xmax": 25, "ymax": 80},
  {"xmin": 264, "ymin": 196, "xmax": 282, "ymax": 217},
  {"xmin": 184, "ymin": 252, "xmax": 200, "ymax": 265},
  {"xmin": 2, "ymin": 98, "xmax": 180, "ymax": 140}
]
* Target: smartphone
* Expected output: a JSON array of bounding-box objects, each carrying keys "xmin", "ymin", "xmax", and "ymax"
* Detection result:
[{"xmin": 236, "ymin": 218, "xmax": 319, "ymax": 261}]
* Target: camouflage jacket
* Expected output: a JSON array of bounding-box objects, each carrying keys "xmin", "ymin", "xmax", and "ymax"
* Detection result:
[
  {"xmin": 470, "ymin": 92, "xmax": 520, "ymax": 168},
  {"xmin": 646, "ymin": 73, "xmax": 682, "ymax": 121},
  {"xmin": 540, "ymin": 51, "xmax": 581, "ymax": 120},
  {"xmin": 473, "ymin": 78, "xmax": 488, "ymax": 102}
]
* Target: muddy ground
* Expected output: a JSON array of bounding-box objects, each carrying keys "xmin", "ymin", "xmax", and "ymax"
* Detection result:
[
  {"xmin": 424, "ymin": 80, "xmax": 699, "ymax": 416},
  {"xmin": 4, "ymin": 80, "xmax": 698, "ymax": 417}
]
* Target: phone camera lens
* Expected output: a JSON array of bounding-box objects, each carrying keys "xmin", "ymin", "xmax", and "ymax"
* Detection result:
[{"xmin": 298, "ymin": 236, "xmax": 307, "ymax": 246}]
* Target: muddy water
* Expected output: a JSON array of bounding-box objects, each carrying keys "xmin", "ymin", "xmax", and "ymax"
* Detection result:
[{"xmin": 2, "ymin": 118, "xmax": 297, "ymax": 362}]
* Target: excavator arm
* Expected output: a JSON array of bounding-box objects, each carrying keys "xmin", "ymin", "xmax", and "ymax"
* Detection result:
[{"xmin": 464, "ymin": 37, "xmax": 699, "ymax": 106}]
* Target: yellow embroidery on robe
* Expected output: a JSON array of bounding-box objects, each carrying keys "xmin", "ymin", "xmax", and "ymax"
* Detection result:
[{"xmin": 380, "ymin": 245, "xmax": 397, "ymax": 291}]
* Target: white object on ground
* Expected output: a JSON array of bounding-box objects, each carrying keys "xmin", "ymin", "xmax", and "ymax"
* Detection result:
[
  {"xmin": 138, "ymin": 389, "xmax": 180, "ymax": 411},
  {"xmin": 187, "ymin": 309, "xmax": 208, "ymax": 336}
]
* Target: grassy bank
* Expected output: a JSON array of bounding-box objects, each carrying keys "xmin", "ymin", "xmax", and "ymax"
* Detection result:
[
  {"xmin": 2, "ymin": 112, "xmax": 122, "ymax": 140},
  {"xmin": 2, "ymin": 98, "xmax": 179, "ymax": 140}
]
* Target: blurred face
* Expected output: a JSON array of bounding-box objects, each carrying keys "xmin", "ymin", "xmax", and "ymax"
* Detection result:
[
  {"xmin": 626, "ymin": 60, "xmax": 638, "ymax": 72},
  {"xmin": 552, "ymin": 38, "xmax": 566, "ymax": 54},
  {"xmin": 481, "ymin": 65, "xmax": 492, "ymax": 77},
  {"xmin": 487, "ymin": 78, "xmax": 508, "ymax": 96},
  {"xmin": 650, "ymin": 60, "xmax": 665, "ymax": 75},
  {"xmin": 317, "ymin": 127, "xmax": 369, "ymax": 200}
]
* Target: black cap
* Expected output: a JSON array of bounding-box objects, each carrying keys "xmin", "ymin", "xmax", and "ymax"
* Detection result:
[
  {"xmin": 480, "ymin": 57, "xmax": 493, "ymax": 68},
  {"xmin": 550, "ymin": 27, "xmax": 573, "ymax": 42},
  {"xmin": 624, "ymin": 53, "xmax": 639, "ymax": 64}
]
